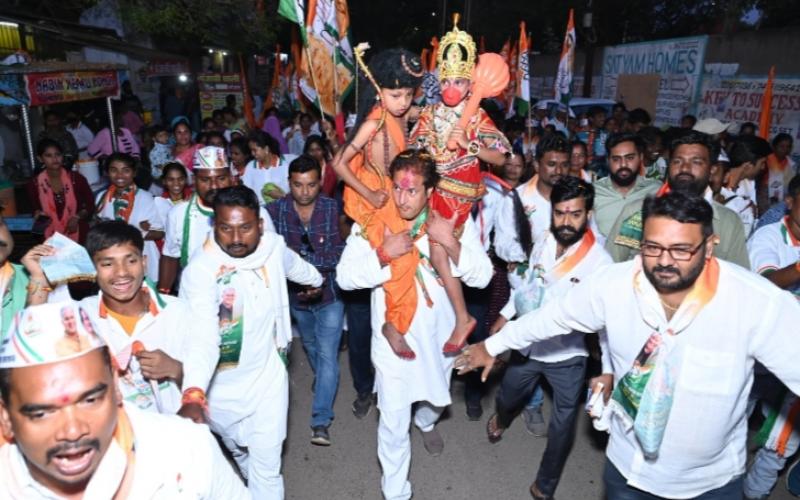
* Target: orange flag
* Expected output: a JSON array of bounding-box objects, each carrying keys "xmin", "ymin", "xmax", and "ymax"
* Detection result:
[
  {"xmin": 429, "ymin": 37, "xmax": 439, "ymax": 72},
  {"xmin": 759, "ymin": 65, "xmax": 775, "ymax": 139},
  {"xmin": 479, "ymin": 35, "xmax": 486, "ymax": 54},
  {"xmin": 420, "ymin": 48, "xmax": 429, "ymax": 73},
  {"xmin": 238, "ymin": 53, "xmax": 256, "ymax": 129},
  {"xmin": 262, "ymin": 45, "xmax": 282, "ymax": 116}
]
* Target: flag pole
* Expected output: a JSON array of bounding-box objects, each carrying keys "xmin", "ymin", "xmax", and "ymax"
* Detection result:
[{"xmin": 303, "ymin": 44, "xmax": 327, "ymax": 119}]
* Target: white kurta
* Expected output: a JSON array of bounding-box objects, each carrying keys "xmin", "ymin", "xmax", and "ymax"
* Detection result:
[
  {"xmin": 163, "ymin": 197, "xmax": 276, "ymax": 264},
  {"xmin": 240, "ymin": 156, "xmax": 297, "ymax": 199},
  {"xmin": 180, "ymin": 233, "xmax": 321, "ymax": 499},
  {"xmin": 494, "ymin": 179, "xmax": 551, "ymax": 263},
  {"xmin": 500, "ymin": 230, "xmax": 613, "ymax": 366},
  {"xmin": 0, "ymin": 403, "xmax": 250, "ymax": 499},
  {"xmin": 80, "ymin": 285, "xmax": 219, "ymax": 414},
  {"xmin": 486, "ymin": 259, "xmax": 800, "ymax": 498},
  {"xmin": 748, "ymin": 218, "xmax": 800, "ymax": 296},
  {"xmin": 475, "ymin": 181, "xmax": 507, "ymax": 252},
  {"xmin": 95, "ymin": 189, "xmax": 163, "ymax": 282},
  {"xmin": 336, "ymin": 217, "xmax": 493, "ymax": 412}
]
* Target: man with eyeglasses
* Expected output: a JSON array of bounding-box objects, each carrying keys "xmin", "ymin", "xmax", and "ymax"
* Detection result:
[
  {"xmin": 456, "ymin": 190, "xmax": 800, "ymax": 499},
  {"xmin": 592, "ymin": 133, "xmax": 660, "ymax": 238},
  {"xmin": 604, "ymin": 130, "xmax": 749, "ymax": 269},
  {"xmin": 267, "ymin": 154, "xmax": 345, "ymax": 446}
]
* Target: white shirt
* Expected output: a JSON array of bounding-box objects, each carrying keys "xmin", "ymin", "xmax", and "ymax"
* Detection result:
[
  {"xmin": 240, "ymin": 155, "xmax": 296, "ymax": 201},
  {"xmin": 475, "ymin": 181, "xmax": 507, "ymax": 251},
  {"xmin": 748, "ymin": 218, "xmax": 800, "ymax": 297},
  {"xmin": 0, "ymin": 403, "xmax": 250, "ymax": 499},
  {"xmin": 500, "ymin": 230, "xmax": 613, "ymax": 364},
  {"xmin": 66, "ymin": 122, "xmax": 95, "ymax": 159},
  {"xmin": 163, "ymin": 197, "xmax": 275, "ymax": 263},
  {"xmin": 721, "ymin": 179, "xmax": 758, "ymax": 238},
  {"xmin": 486, "ymin": 259, "xmax": 800, "ymax": 498},
  {"xmin": 494, "ymin": 179, "xmax": 552, "ymax": 263},
  {"xmin": 180, "ymin": 233, "xmax": 321, "ymax": 429},
  {"xmin": 80, "ymin": 286, "xmax": 219, "ymax": 414},
  {"xmin": 336, "ymin": 217, "xmax": 493, "ymax": 411},
  {"xmin": 95, "ymin": 188, "xmax": 163, "ymax": 282}
]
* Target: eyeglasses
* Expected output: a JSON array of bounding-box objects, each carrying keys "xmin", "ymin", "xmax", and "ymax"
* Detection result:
[
  {"xmin": 640, "ymin": 237, "xmax": 708, "ymax": 261},
  {"xmin": 300, "ymin": 230, "xmax": 315, "ymax": 258}
]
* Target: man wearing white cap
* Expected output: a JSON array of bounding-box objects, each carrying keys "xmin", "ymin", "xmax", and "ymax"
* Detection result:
[
  {"xmin": 0, "ymin": 301, "xmax": 249, "ymax": 499},
  {"xmin": 158, "ymin": 145, "xmax": 275, "ymax": 293},
  {"xmin": 693, "ymin": 118, "xmax": 732, "ymax": 142},
  {"xmin": 180, "ymin": 185, "xmax": 322, "ymax": 499}
]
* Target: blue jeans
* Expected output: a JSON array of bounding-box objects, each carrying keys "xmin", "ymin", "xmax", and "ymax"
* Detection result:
[
  {"xmin": 603, "ymin": 460, "xmax": 743, "ymax": 499},
  {"xmin": 342, "ymin": 289, "xmax": 374, "ymax": 397},
  {"xmin": 525, "ymin": 384, "xmax": 545, "ymax": 410},
  {"xmin": 291, "ymin": 300, "xmax": 345, "ymax": 428}
]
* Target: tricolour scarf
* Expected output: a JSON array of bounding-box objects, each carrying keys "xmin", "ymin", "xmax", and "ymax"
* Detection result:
[
  {"xmin": 180, "ymin": 193, "xmax": 214, "ymax": 267},
  {"xmin": 610, "ymin": 255, "xmax": 719, "ymax": 459},
  {"xmin": 97, "ymin": 185, "xmax": 137, "ymax": 222}
]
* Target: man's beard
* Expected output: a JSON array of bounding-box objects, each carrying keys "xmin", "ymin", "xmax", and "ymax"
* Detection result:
[
  {"xmin": 609, "ymin": 167, "xmax": 637, "ymax": 187},
  {"xmin": 201, "ymin": 189, "xmax": 218, "ymax": 205},
  {"xmin": 643, "ymin": 254, "xmax": 706, "ymax": 292},
  {"xmin": 668, "ymin": 173, "xmax": 709, "ymax": 197},
  {"xmin": 551, "ymin": 220, "xmax": 587, "ymax": 248}
]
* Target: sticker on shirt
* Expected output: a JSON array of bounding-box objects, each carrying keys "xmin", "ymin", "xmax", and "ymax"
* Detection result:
[
  {"xmin": 216, "ymin": 267, "xmax": 244, "ymax": 371},
  {"xmin": 119, "ymin": 358, "xmax": 169, "ymax": 411}
]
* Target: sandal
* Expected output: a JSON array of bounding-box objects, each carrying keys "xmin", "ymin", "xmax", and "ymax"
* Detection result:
[
  {"xmin": 529, "ymin": 483, "xmax": 553, "ymax": 500},
  {"xmin": 486, "ymin": 413, "xmax": 506, "ymax": 444}
]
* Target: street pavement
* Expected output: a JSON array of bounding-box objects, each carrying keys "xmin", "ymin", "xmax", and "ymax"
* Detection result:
[{"xmin": 281, "ymin": 344, "xmax": 797, "ymax": 499}]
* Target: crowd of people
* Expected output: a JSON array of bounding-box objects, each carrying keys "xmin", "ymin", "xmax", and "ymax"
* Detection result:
[{"xmin": 1, "ymin": 19, "xmax": 800, "ymax": 500}]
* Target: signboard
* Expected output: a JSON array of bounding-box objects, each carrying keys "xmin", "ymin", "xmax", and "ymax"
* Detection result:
[
  {"xmin": 697, "ymin": 73, "xmax": 800, "ymax": 161},
  {"xmin": 616, "ymin": 74, "xmax": 660, "ymax": 118},
  {"xmin": 146, "ymin": 60, "xmax": 189, "ymax": 77},
  {"xmin": 531, "ymin": 75, "xmax": 600, "ymax": 100},
  {"xmin": 25, "ymin": 70, "xmax": 120, "ymax": 106},
  {"xmin": 197, "ymin": 73, "xmax": 243, "ymax": 119},
  {"xmin": 601, "ymin": 36, "xmax": 708, "ymax": 127}
]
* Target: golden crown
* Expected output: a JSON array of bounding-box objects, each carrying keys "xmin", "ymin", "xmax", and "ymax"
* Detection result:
[{"xmin": 437, "ymin": 13, "xmax": 476, "ymax": 81}]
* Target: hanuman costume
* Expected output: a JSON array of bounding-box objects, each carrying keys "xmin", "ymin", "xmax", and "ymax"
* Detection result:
[{"xmin": 410, "ymin": 20, "xmax": 510, "ymax": 229}]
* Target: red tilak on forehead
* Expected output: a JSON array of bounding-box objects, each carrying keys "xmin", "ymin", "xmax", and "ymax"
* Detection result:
[
  {"xmin": 398, "ymin": 171, "xmax": 418, "ymax": 190},
  {"xmin": 58, "ymin": 394, "xmax": 71, "ymax": 404}
]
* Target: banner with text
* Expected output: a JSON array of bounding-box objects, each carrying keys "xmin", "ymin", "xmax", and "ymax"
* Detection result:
[
  {"xmin": 25, "ymin": 70, "xmax": 120, "ymax": 106},
  {"xmin": 601, "ymin": 36, "xmax": 708, "ymax": 127},
  {"xmin": 697, "ymin": 73, "xmax": 800, "ymax": 160},
  {"xmin": 198, "ymin": 73, "xmax": 243, "ymax": 120}
]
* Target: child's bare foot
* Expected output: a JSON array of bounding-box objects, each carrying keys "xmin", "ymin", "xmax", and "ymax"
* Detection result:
[
  {"xmin": 443, "ymin": 315, "xmax": 477, "ymax": 354},
  {"xmin": 382, "ymin": 323, "xmax": 416, "ymax": 360}
]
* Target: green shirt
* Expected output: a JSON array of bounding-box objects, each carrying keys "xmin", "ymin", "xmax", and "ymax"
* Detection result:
[
  {"xmin": 604, "ymin": 196, "xmax": 751, "ymax": 269},
  {"xmin": 593, "ymin": 176, "xmax": 661, "ymax": 238}
]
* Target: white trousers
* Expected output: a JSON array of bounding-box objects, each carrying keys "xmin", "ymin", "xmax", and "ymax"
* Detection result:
[
  {"xmin": 213, "ymin": 380, "xmax": 288, "ymax": 500},
  {"xmin": 378, "ymin": 401, "xmax": 444, "ymax": 500}
]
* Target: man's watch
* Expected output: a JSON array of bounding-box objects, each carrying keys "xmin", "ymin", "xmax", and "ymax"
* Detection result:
[{"xmin": 467, "ymin": 140, "xmax": 482, "ymax": 156}]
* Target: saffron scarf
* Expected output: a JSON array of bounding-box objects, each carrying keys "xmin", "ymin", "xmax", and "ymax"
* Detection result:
[
  {"xmin": 513, "ymin": 229, "xmax": 596, "ymax": 316},
  {"xmin": 36, "ymin": 169, "xmax": 78, "ymax": 240},
  {"xmin": 610, "ymin": 255, "xmax": 719, "ymax": 459}
]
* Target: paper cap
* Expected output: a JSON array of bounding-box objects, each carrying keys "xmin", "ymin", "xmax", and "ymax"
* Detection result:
[
  {"xmin": 693, "ymin": 118, "xmax": 731, "ymax": 135},
  {"xmin": 0, "ymin": 301, "xmax": 106, "ymax": 369}
]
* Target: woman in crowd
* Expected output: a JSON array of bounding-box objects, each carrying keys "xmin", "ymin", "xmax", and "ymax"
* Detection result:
[
  {"xmin": 303, "ymin": 134, "xmax": 338, "ymax": 198},
  {"xmin": 26, "ymin": 139, "xmax": 95, "ymax": 243},
  {"xmin": 172, "ymin": 120, "xmax": 202, "ymax": 174},
  {"xmin": 242, "ymin": 129, "xmax": 295, "ymax": 204},
  {"xmin": 229, "ymin": 137, "xmax": 251, "ymax": 182},
  {"xmin": 87, "ymin": 111, "xmax": 141, "ymax": 159},
  {"xmin": 95, "ymin": 153, "xmax": 164, "ymax": 282}
]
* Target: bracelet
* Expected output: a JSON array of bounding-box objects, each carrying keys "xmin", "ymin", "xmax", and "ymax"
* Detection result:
[
  {"xmin": 376, "ymin": 246, "xmax": 392, "ymax": 267},
  {"xmin": 157, "ymin": 287, "xmax": 171, "ymax": 294},
  {"xmin": 26, "ymin": 279, "xmax": 52, "ymax": 294},
  {"xmin": 181, "ymin": 387, "xmax": 208, "ymax": 410}
]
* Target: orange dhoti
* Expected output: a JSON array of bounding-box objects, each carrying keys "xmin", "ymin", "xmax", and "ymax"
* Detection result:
[{"xmin": 342, "ymin": 110, "xmax": 419, "ymax": 335}]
